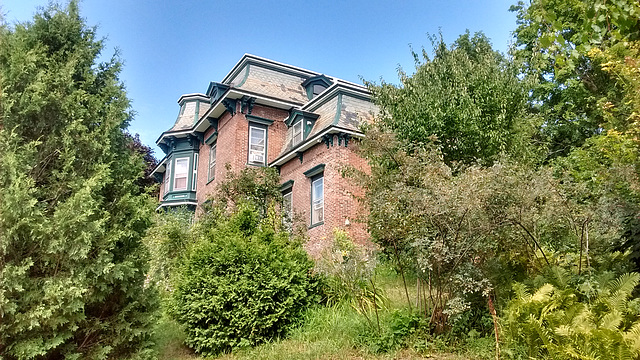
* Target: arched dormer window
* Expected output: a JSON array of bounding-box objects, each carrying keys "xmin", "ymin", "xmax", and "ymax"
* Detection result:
[{"xmin": 301, "ymin": 75, "xmax": 332, "ymax": 100}]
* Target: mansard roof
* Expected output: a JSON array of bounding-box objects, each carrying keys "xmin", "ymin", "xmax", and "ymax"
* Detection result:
[{"xmin": 155, "ymin": 54, "xmax": 377, "ymax": 161}]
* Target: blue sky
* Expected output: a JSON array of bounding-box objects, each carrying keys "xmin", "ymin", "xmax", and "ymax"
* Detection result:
[{"xmin": 2, "ymin": 0, "xmax": 518, "ymax": 156}]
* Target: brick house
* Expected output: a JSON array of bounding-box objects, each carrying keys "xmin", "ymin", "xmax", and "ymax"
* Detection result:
[{"xmin": 151, "ymin": 54, "xmax": 376, "ymax": 253}]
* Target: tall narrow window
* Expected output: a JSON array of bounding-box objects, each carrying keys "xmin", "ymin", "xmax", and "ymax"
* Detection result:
[
  {"xmin": 282, "ymin": 189, "xmax": 293, "ymax": 229},
  {"xmin": 208, "ymin": 143, "xmax": 217, "ymax": 181},
  {"xmin": 311, "ymin": 175, "xmax": 324, "ymax": 225},
  {"xmin": 173, "ymin": 157, "xmax": 189, "ymax": 191},
  {"xmin": 292, "ymin": 121, "xmax": 303, "ymax": 146},
  {"xmin": 248, "ymin": 126, "xmax": 266, "ymax": 165},
  {"xmin": 191, "ymin": 153, "xmax": 198, "ymax": 191},
  {"xmin": 164, "ymin": 160, "xmax": 171, "ymax": 194}
]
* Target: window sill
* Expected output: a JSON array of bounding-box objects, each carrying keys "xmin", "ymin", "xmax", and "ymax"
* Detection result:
[
  {"xmin": 246, "ymin": 162, "xmax": 266, "ymax": 168},
  {"xmin": 308, "ymin": 221, "xmax": 324, "ymax": 230},
  {"xmin": 206, "ymin": 177, "xmax": 215, "ymax": 185}
]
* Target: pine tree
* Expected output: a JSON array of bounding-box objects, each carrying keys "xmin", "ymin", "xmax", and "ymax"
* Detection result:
[{"xmin": 0, "ymin": 2, "xmax": 158, "ymax": 359}]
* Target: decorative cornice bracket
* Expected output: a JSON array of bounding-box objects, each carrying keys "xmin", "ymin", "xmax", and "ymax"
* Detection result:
[
  {"xmin": 322, "ymin": 134, "xmax": 334, "ymax": 148},
  {"xmin": 222, "ymin": 99, "xmax": 236, "ymax": 116}
]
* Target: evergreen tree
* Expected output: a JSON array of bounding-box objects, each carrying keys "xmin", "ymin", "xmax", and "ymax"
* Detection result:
[{"xmin": 0, "ymin": 2, "xmax": 158, "ymax": 359}]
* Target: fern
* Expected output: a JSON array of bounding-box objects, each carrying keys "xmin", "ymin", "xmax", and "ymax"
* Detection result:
[{"xmin": 504, "ymin": 272, "xmax": 640, "ymax": 360}]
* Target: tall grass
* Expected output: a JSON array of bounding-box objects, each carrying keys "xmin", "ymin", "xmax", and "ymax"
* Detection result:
[{"xmin": 153, "ymin": 261, "xmax": 481, "ymax": 360}]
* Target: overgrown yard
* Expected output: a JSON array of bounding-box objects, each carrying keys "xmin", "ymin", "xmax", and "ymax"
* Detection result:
[{"xmin": 154, "ymin": 267, "xmax": 483, "ymax": 360}]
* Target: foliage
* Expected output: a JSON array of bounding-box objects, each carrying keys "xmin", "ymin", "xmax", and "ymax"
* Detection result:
[
  {"xmin": 0, "ymin": 2, "xmax": 157, "ymax": 359},
  {"xmin": 351, "ymin": 125, "xmax": 632, "ymax": 335},
  {"xmin": 366, "ymin": 31, "xmax": 534, "ymax": 168},
  {"xmin": 358, "ymin": 309, "xmax": 423, "ymax": 354},
  {"xmin": 503, "ymin": 268, "xmax": 640, "ymax": 359},
  {"xmin": 127, "ymin": 133, "xmax": 159, "ymax": 194},
  {"xmin": 212, "ymin": 164, "xmax": 283, "ymax": 216},
  {"xmin": 169, "ymin": 204, "xmax": 319, "ymax": 356},
  {"xmin": 510, "ymin": 0, "xmax": 640, "ymax": 158},
  {"xmin": 144, "ymin": 208, "xmax": 193, "ymax": 291},
  {"xmin": 315, "ymin": 229, "xmax": 386, "ymax": 329}
]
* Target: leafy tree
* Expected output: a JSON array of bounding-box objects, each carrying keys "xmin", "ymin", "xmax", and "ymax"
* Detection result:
[
  {"xmin": 510, "ymin": 0, "xmax": 640, "ymax": 158},
  {"xmin": 366, "ymin": 32, "xmax": 533, "ymax": 169},
  {"xmin": 350, "ymin": 125, "xmax": 632, "ymax": 337},
  {"xmin": 512, "ymin": 0, "xmax": 640, "ymax": 272},
  {"xmin": 0, "ymin": 3, "xmax": 157, "ymax": 359},
  {"xmin": 211, "ymin": 164, "xmax": 283, "ymax": 217},
  {"xmin": 127, "ymin": 133, "xmax": 159, "ymax": 194},
  {"xmin": 144, "ymin": 208, "xmax": 193, "ymax": 291}
]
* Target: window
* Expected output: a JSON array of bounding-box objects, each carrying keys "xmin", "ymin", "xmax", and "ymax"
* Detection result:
[
  {"xmin": 292, "ymin": 121, "xmax": 303, "ymax": 146},
  {"xmin": 208, "ymin": 143, "xmax": 217, "ymax": 181},
  {"xmin": 312, "ymin": 84, "xmax": 326, "ymax": 97},
  {"xmin": 191, "ymin": 153, "xmax": 198, "ymax": 191},
  {"xmin": 248, "ymin": 126, "xmax": 266, "ymax": 165},
  {"xmin": 311, "ymin": 175, "xmax": 323, "ymax": 225},
  {"xmin": 173, "ymin": 157, "xmax": 189, "ymax": 191},
  {"xmin": 283, "ymin": 189, "xmax": 293, "ymax": 229},
  {"xmin": 163, "ymin": 160, "xmax": 171, "ymax": 194}
]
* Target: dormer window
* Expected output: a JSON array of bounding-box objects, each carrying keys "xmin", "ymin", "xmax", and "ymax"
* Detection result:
[
  {"xmin": 293, "ymin": 121, "xmax": 303, "ymax": 146},
  {"xmin": 312, "ymin": 84, "xmax": 327, "ymax": 97},
  {"xmin": 285, "ymin": 110, "xmax": 320, "ymax": 147},
  {"xmin": 302, "ymin": 75, "xmax": 333, "ymax": 100}
]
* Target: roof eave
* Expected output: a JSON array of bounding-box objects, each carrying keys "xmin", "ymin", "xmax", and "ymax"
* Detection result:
[{"xmin": 269, "ymin": 126, "xmax": 364, "ymax": 167}]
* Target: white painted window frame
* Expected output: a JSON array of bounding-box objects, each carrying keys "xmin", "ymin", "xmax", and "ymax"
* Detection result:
[
  {"xmin": 163, "ymin": 160, "xmax": 171, "ymax": 194},
  {"xmin": 311, "ymin": 176, "xmax": 324, "ymax": 225},
  {"xmin": 173, "ymin": 157, "xmax": 189, "ymax": 191},
  {"xmin": 248, "ymin": 126, "xmax": 267, "ymax": 165},
  {"xmin": 191, "ymin": 153, "xmax": 198, "ymax": 191},
  {"xmin": 208, "ymin": 143, "xmax": 217, "ymax": 181}
]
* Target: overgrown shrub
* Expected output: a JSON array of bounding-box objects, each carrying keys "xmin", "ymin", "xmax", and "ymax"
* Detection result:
[
  {"xmin": 357, "ymin": 309, "xmax": 423, "ymax": 353},
  {"xmin": 144, "ymin": 208, "xmax": 193, "ymax": 291},
  {"xmin": 503, "ymin": 267, "xmax": 640, "ymax": 359},
  {"xmin": 316, "ymin": 229, "xmax": 386, "ymax": 314},
  {"xmin": 170, "ymin": 204, "xmax": 319, "ymax": 356}
]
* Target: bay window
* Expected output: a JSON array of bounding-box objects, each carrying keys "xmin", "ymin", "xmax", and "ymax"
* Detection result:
[{"xmin": 173, "ymin": 157, "xmax": 189, "ymax": 191}]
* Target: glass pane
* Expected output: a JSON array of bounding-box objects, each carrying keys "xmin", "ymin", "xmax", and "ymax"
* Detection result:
[
  {"xmin": 175, "ymin": 177, "xmax": 187, "ymax": 190},
  {"xmin": 175, "ymin": 158, "xmax": 189, "ymax": 176},
  {"xmin": 174, "ymin": 158, "xmax": 189, "ymax": 191},
  {"xmin": 313, "ymin": 84, "xmax": 326, "ymax": 95},
  {"xmin": 249, "ymin": 127, "xmax": 266, "ymax": 164},
  {"xmin": 209, "ymin": 144, "xmax": 216, "ymax": 179},
  {"xmin": 312, "ymin": 177, "xmax": 323, "ymax": 224},
  {"xmin": 283, "ymin": 192, "xmax": 293, "ymax": 228},
  {"xmin": 293, "ymin": 121, "xmax": 303, "ymax": 145},
  {"xmin": 251, "ymin": 128, "xmax": 265, "ymax": 147}
]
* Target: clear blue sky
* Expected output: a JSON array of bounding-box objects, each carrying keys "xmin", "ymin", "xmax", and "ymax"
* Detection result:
[{"xmin": 1, "ymin": 0, "xmax": 518, "ymax": 156}]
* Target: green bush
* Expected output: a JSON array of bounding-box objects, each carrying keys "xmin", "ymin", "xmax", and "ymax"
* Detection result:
[
  {"xmin": 144, "ymin": 208, "xmax": 193, "ymax": 291},
  {"xmin": 315, "ymin": 229, "xmax": 386, "ymax": 313},
  {"xmin": 170, "ymin": 205, "xmax": 319, "ymax": 356}
]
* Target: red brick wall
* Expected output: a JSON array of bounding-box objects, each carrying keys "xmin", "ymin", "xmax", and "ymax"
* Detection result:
[
  {"xmin": 194, "ymin": 103, "xmax": 289, "ymax": 205},
  {"xmin": 279, "ymin": 137, "xmax": 370, "ymax": 257},
  {"xmin": 188, "ymin": 104, "xmax": 371, "ymax": 256}
]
